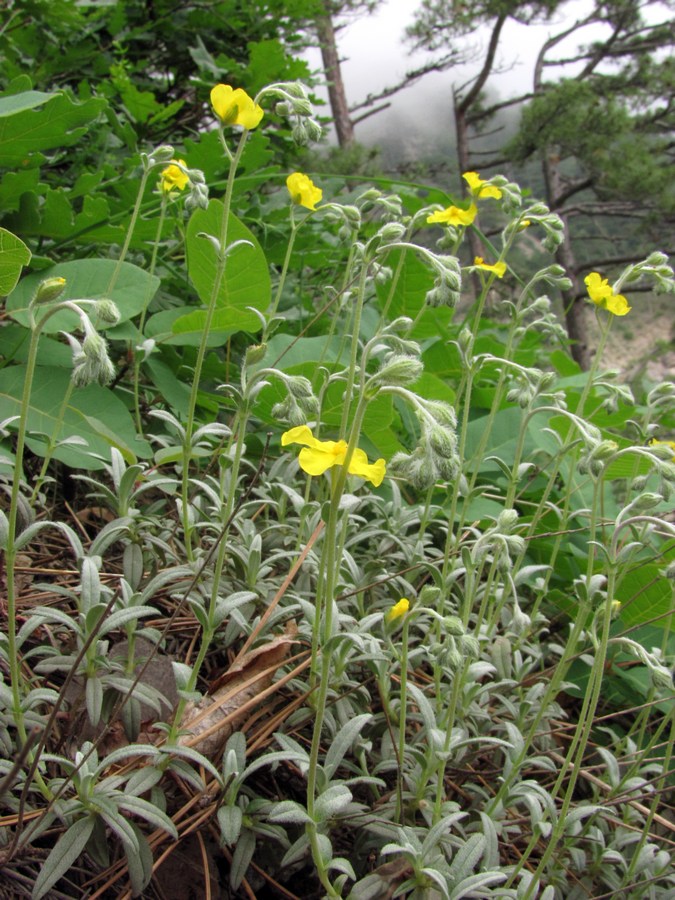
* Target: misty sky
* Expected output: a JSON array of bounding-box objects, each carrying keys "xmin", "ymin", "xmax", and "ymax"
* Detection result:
[{"xmin": 304, "ymin": 0, "xmax": 619, "ymax": 161}]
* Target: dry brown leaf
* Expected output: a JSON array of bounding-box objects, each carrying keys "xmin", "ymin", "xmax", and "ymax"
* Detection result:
[
  {"xmin": 352, "ymin": 859, "xmax": 413, "ymax": 900},
  {"xmin": 177, "ymin": 622, "xmax": 298, "ymax": 758}
]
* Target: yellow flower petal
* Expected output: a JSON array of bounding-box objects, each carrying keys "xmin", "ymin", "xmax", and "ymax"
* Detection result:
[
  {"xmin": 426, "ymin": 203, "xmax": 477, "ymax": 227},
  {"xmin": 298, "ymin": 443, "xmax": 347, "ymax": 476},
  {"xmin": 348, "ymin": 449, "xmax": 387, "ymax": 487},
  {"xmin": 462, "ymin": 171, "xmax": 502, "ymax": 199},
  {"xmin": 585, "ymin": 272, "xmax": 631, "ymax": 315},
  {"xmin": 210, "ymin": 84, "xmax": 263, "ymax": 129},
  {"xmin": 605, "ymin": 293, "xmax": 631, "ymax": 316},
  {"xmin": 287, "ymin": 172, "xmax": 323, "ymax": 210},
  {"xmin": 474, "ymin": 256, "xmax": 507, "ymax": 278},
  {"xmin": 386, "ymin": 598, "xmax": 410, "ymax": 622},
  {"xmin": 281, "ymin": 425, "xmax": 316, "ymax": 448},
  {"xmin": 282, "ymin": 426, "xmax": 386, "ymax": 485},
  {"xmin": 160, "ymin": 159, "xmax": 189, "ymax": 193},
  {"xmin": 584, "ymin": 272, "xmax": 612, "ymax": 304}
]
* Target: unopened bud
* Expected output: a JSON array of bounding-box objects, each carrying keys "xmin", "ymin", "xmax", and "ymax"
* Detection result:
[
  {"xmin": 245, "ymin": 343, "xmax": 267, "ymax": 366},
  {"xmin": 95, "ymin": 299, "xmax": 121, "ymax": 325},
  {"xmin": 292, "ymin": 98, "xmax": 313, "ymax": 116},
  {"xmin": 377, "ymin": 354, "xmax": 423, "ymax": 388},
  {"xmin": 291, "ymin": 121, "xmax": 309, "ymax": 145},
  {"xmin": 34, "ymin": 276, "xmax": 67, "ymax": 304},
  {"xmin": 378, "ymin": 222, "xmax": 406, "ymax": 243}
]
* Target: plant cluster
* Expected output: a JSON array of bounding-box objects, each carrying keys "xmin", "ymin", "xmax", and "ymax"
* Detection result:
[{"xmin": 0, "ymin": 71, "xmax": 674, "ymax": 900}]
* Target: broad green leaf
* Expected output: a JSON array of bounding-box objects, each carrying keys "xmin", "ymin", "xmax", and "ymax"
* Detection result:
[
  {"xmin": 0, "ymin": 92, "xmax": 105, "ymax": 167},
  {"xmin": 145, "ymin": 306, "xmax": 233, "ymax": 346},
  {"xmin": 615, "ymin": 562, "xmax": 674, "ymax": 627},
  {"xmin": 7, "ymin": 259, "xmax": 159, "ymax": 332},
  {"xmin": 144, "ymin": 356, "xmax": 192, "ymax": 415},
  {"xmin": 0, "ymin": 366, "xmax": 152, "ymax": 469},
  {"xmin": 32, "ymin": 815, "xmax": 95, "ymax": 900},
  {"xmin": 186, "ymin": 199, "xmax": 271, "ymax": 334},
  {"xmin": 375, "ymin": 247, "xmax": 454, "ymax": 338},
  {"xmin": 0, "ymin": 169, "xmax": 43, "ymax": 214},
  {"xmin": 0, "ymin": 227, "xmax": 31, "ymax": 295},
  {"xmin": 262, "ymin": 333, "xmax": 350, "ymax": 370},
  {"xmin": 0, "ymin": 90, "xmax": 55, "ymax": 117}
]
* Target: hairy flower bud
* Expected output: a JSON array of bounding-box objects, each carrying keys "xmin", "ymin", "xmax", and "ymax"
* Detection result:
[
  {"xmin": 245, "ymin": 343, "xmax": 267, "ymax": 366},
  {"xmin": 291, "ymin": 120, "xmax": 309, "ymax": 145},
  {"xmin": 95, "ymin": 299, "xmax": 121, "ymax": 325},
  {"xmin": 376, "ymin": 354, "xmax": 424, "ymax": 388}
]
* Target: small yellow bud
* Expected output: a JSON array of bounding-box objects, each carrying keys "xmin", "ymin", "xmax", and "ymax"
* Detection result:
[{"xmin": 34, "ymin": 276, "xmax": 66, "ymax": 304}]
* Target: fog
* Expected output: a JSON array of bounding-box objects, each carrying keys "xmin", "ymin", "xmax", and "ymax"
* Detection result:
[{"xmin": 304, "ymin": 0, "xmax": 619, "ymax": 165}]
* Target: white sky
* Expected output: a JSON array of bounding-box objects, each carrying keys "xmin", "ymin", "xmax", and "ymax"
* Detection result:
[{"xmin": 303, "ymin": 0, "xmax": 667, "ymax": 159}]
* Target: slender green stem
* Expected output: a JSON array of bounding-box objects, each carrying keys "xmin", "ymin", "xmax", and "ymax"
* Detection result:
[
  {"xmin": 181, "ymin": 129, "xmax": 249, "ymax": 559},
  {"xmin": 394, "ymin": 615, "xmax": 411, "ymax": 824},
  {"xmin": 29, "ymin": 380, "xmax": 75, "ymax": 505},
  {"xmin": 263, "ymin": 215, "xmax": 298, "ymax": 342},
  {"xmin": 5, "ymin": 330, "xmax": 42, "ymax": 745},
  {"xmin": 134, "ymin": 193, "xmax": 168, "ymax": 432},
  {"xmin": 6, "ymin": 301, "xmax": 85, "ymax": 743},
  {"xmin": 108, "ymin": 168, "xmax": 151, "ymax": 296},
  {"xmin": 338, "ymin": 264, "xmax": 369, "ymax": 440}
]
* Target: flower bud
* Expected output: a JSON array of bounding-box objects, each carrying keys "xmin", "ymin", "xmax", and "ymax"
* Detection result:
[
  {"xmin": 341, "ymin": 205, "xmax": 361, "ymax": 227},
  {"xmin": 418, "ymin": 585, "xmax": 441, "ymax": 606},
  {"xmin": 245, "ymin": 343, "xmax": 267, "ymax": 366},
  {"xmin": 458, "ymin": 327, "xmax": 473, "ymax": 352},
  {"xmin": 446, "ymin": 645, "xmax": 464, "ymax": 670},
  {"xmin": 284, "ymin": 82, "xmax": 309, "ymax": 99},
  {"xmin": 149, "ymin": 144, "xmax": 175, "ymax": 165},
  {"xmin": 185, "ymin": 181, "xmax": 209, "ymax": 212},
  {"xmin": 291, "ymin": 121, "xmax": 309, "ymax": 145},
  {"xmin": 306, "ymin": 119, "xmax": 324, "ymax": 142},
  {"xmin": 652, "ymin": 666, "xmax": 674, "ymax": 691},
  {"xmin": 459, "ymin": 634, "xmax": 480, "ymax": 659},
  {"xmin": 444, "ymin": 615, "xmax": 464, "ymax": 636},
  {"xmin": 34, "ymin": 276, "xmax": 67, "ymax": 305},
  {"xmin": 291, "ymin": 98, "xmax": 313, "ymax": 116},
  {"xmin": 374, "ymin": 265, "xmax": 393, "ymax": 286},
  {"xmin": 95, "ymin": 299, "xmax": 121, "ymax": 325},
  {"xmin": 378, "ymin": 222, "xmax": 406, "ymax": 243},
  {"xmin": 376, "ymin": 354, "xmax": 424, "ymax": 388},
  {"xmin": 70, "ymin": 331, "xmax": 115, "ymax": 387},
  {"xmin": 591, "ymin": 439, "xmax": 619, "ymax": 461}
]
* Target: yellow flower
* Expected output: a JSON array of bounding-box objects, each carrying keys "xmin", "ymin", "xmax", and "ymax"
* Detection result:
[
  {"xmin": 386, "ymin": 598, "xmax": 410, "ymax": 623},
  {"xmin": 282, "ymin": 425, "xmax": 386, "ymax": 486},
  {"xmin": 474, "ymin": 256, "xmax": 507, "ymax": 278},
  {"xmin": 426, "ymin": 203, "xmax": 477, "ymax": 227},
  {"xmin": 650, "ymin": 438, "xmax": 675, "ymax": 460},
  {"xmin": 210, "ymin": 84, "xmax": 264, "ymax": 130},
  {"xmin": 584, "ymin": 272, "xmax": 631, "ymax": 316},
  {"xmin": 286, "ymin": 172, "xmax": 323, "ymax": 210},
  {"xmin": 463, "ymin": 171, "xmax": 502, "ymax": 200},
  {"xmin": 160, "ymin": 159, "xmax": 189, "ymax": 193}
]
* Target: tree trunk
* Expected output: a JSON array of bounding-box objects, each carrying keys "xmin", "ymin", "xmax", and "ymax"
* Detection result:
[
  {"xmin": 455, "ymin": 101, "xmax": 483, "ymax": 294},
  {"xmin": 543, "ymin": 151, "xmax": 591, "ymax": 370},
  {"xmin": 315, "ymin": 7, "xmax": 355, "ymax": 148}
]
